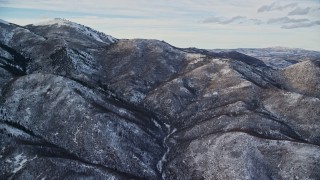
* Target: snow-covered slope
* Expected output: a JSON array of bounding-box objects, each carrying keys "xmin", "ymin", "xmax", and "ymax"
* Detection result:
[
  {"xmin": 0, "ymin": 19, "xmax": 10, "ymax": 25},
  {"xmin": 28, "ymin": 18, "xmax": 117, "ymax": 44}
]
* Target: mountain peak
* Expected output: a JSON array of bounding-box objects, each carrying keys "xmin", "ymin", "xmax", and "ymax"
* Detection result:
[
  {"xmin": 29, "ymin": 18, "xmax": 117, "ymax": 44},
  {"xmin": 32, "ymin": 18, "xmax": 75, "ymax": 27}
]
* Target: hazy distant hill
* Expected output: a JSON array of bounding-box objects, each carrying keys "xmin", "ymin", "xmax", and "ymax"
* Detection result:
[{"xmin": 211, "ymin": 47, "xmax": 320, "ymax": 68}]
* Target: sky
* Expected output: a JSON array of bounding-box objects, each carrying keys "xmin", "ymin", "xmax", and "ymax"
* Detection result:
[{"xmin": 0, "ymin": 0, "xmax": 320, "ymax": 51}]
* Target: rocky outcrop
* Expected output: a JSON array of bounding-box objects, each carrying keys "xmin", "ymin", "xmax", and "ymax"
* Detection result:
[{"xmin": 0, "ymin": 19, "xmax": 319, "ymax": 179}]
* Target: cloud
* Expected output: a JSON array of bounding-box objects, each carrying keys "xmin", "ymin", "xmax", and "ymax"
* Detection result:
[
  {"xmin": 282, "ymin": 20, "xmax": 320, "ymax": 29},
  {"xmin": 250, "ymin": 19, "xmax": 262, "ymax": 25},
  {"xmin": 267, "ymin": 17, "xmax": 309, "ymax": 24},
  {"xmin": 266, "ymin": 16, "xmax": 320, "ymax": 29},
  {"xmin": 221, "ymin": 16, "xmax": 246, "ymax": 24},
  {"xmin": 258, "ymin": 2, "xmax": 297, "ymax": 13},
  {"xmin": 288, "ymin": 7, "xmax": 311, "ymax": 15},
  {"xmin": 257, "ymin": 2, "xmax": 276, "ymax": 13},
  {"xmin": 202, "ymin": 16, "xmax": 246, "ymax": 24},
  {"xmin": 202, "ymin": 16, "xmax": 265, "ymax": 26}
]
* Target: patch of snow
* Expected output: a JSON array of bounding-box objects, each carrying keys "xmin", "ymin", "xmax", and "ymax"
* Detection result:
[
  {"xmin": 89, "ymin": 32, "xmax": 104, "ymax": 42},
  {"xmin": 231, "ymin": 81, "xmax": 252, "ymax": 89},
  {"xmin": 286, "ymin": 92, "xmax": 302, "ymax": 105},
  {"xmin": 12, "ymin": 153, "xmax": 28, "ymax": 173},
  {"xmin": 0, "ymin": 124, "xmax": 31, "ymax": 137},
  {"xmin": 220, "ymin": 67, "xmax": 231, "ymax": 75},
  {"xmin": 67, "ymin": 48, "xmax": 96, "ymax": 73},
  {"xmin": 190, "ymin": 58, "xmax": 203, "ymax": 65},
  {"xmin": 164, "ymin": 122, "xmax": 170, "ymax": 130},
  {"xmin": 23, "ymin": 107, "xmax": 32, "ymax": 122},
  {"xmin": 130, "ymin": 91, "xmax": 145, "ymax": 103},
  {"xmin": 186, "ymin": 53, "xmax": 204, "ymax": 60},
  {"xmin": 118, "ymin": 108, "xmax": 128, "ymax": 116},
  {"xmin": 157, "ymin": 123, "xmax": 177, "ymax": 178},
  {"xmin": 171, "ymin": 128, "xmax": 177, "ymax": 134},
  {"xmin": 0, "ymin": 19, "xmax": 10, "ymax": 25},
  {"xmin": 107, "ymin": 36, "xmax": 115, "ymax": 42},
  {"xmin": 203, "ymin": 91, "xmax": 218, "ymax": 97},
  {"xmin": 180, "ymin": 87, "xmax": 190, "ymax": 94},
  {"xmin": 34, "ymin": 18, "xmax": 71, "ymax": 26},
  {"xmin": 212, "ymin": 58, "xmax": 228, "ymax": 65},
  {"xmin": 73, "ymin": 126, "xmax": 82, "ymax": 144},
  {"xmin": 0, "ymin": 61, "xmax": 24, "ymax": 73},
  {"xmin": 151, "ymin": 118, "xmax": 162, "ymax": 129},
  {"xmin": 0, "ymin": 30, "xmax": 14, "ymax": 44}
]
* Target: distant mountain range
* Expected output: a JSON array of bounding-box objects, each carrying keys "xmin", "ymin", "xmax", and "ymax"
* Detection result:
[
  {"xmin": 1, "ymin": 18, "xmax": 319, "ymax": 179},
  {"xmin": 211, "ymin": 47, "xmax": 320, "ymax": 68}
]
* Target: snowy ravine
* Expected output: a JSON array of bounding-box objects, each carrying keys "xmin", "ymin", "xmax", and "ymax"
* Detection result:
[
  {"xmin": 157, "ymin": 123, "xmax": 177, "ymax": 180},
  {"xmin": 0, "ymin": 18, "xmax": 320, "ymax": 179}
]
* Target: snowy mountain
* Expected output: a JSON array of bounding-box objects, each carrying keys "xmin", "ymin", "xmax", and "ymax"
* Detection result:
[
  {"xmin": 0, "ymin": 19, "xmax": 320, "ymax": 179},
  {"xmin": 27, "ymin": 18, "xmax": 117, "ymax": 44}
]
